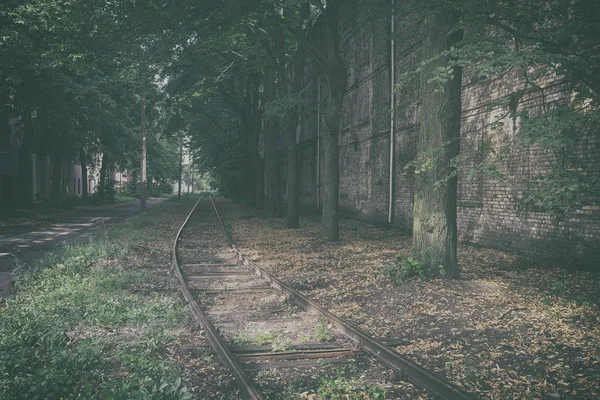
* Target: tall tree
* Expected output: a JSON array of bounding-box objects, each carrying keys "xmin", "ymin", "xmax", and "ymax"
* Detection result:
[
  {"xmin": 314, "ymin": 0, "xmax": 347, "ymax": 241},
  {"xmin": 284, "ymin": 3, "xmax": 310, "ymax": 228},
  {"xmin": 412, "ymin": 12, "xmax": 463, "ymax": 278}
]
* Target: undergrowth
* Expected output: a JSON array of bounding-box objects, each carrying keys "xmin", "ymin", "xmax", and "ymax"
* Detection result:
[
  {"xmin": 314, "ymin": 370, "xmax": 386, "ymax": 400},
  {"xmin": 0, "ymin": 206, "xmax": 193, "ymax": 399},
  {"xmin": 384, "ymin": 253, "xmax": 430, "ymax": 283}
]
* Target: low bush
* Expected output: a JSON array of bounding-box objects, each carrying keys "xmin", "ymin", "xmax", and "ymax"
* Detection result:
[{"xmin": 384, "ymin": 253, "xmax": 430, "ymax": 283}]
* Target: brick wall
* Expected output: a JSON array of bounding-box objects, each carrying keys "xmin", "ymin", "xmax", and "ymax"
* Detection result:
[{"xmin": 287, "ymin": 12, "xmax": 599, "ymax": 268}]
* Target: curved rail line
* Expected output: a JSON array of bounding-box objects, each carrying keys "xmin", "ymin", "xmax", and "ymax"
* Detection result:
[{"xmin": 171, "ymin": 196, "xmax": 474, "ymax": 399}]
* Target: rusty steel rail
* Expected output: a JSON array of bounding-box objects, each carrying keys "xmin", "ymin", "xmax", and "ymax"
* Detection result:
[
  {"xmin": 171, "ymin": 197, "xmax": 263, "ymax": 400},
  {"xmin": 208, "ymin": 196, "xmax": 475, "ymax": 400}
]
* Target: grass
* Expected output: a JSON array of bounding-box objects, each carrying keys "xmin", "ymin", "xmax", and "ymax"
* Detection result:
[
  {"xmin": 115, "ymin": 194, "xmax": 139, "ymax": 203},
  {"xmin": 315, "ymin": 369, "xmax": 386, "ymax": 400},
  {"xmin": 315, "ymin": 319, "xmax": 333, "ymax": 342},
  {"xmin": 0, "ymin": 201, "xmax": 198, "ymax": 400}
]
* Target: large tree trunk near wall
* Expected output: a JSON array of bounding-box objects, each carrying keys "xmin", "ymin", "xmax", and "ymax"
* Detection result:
[
  {"xmin": 412, "ymin": 13, "xmax": 463, "ymax": 279},
  {"xmin": 285, "ymin": 4, "xmax": 308, "ymax": 228},
  {"xmin": 320, "ymin": 0, "xmax": 346, "ymax": 241}
]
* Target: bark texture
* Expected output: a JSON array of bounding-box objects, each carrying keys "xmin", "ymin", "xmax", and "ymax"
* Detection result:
[
  {"xmin": 285, "ymin": 4, "xmax": 309, "ymax": 229},
  {"xmin": 412, "ymin": 13, "xmax": 463, "ymax": 279},
  {"xmin": 320, "ymin": 0, "xmax": 346, "ymax": 241},
  {"xmin": 285, "ymin": 112, "xmax": 300, "ymax": 228},
  {"xmin": 251, "ymin": 78, "xmax": 264, "ymax": 209},
  {"xmin": 263, "ymin": 63, "xmax": 282, "ymax": 217},
  {"xmin": 18, "ymin": 109, "xmax": 33, "ymax": 205},
  {"xmin": 98, "ymin": 152, "xmax": 110, "ymax": 202}
]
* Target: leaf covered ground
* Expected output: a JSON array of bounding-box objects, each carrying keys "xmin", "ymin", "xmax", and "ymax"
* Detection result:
[
  {"xmin": 0, "ymin": 197, "xmax": 238, "ymax": 399},
  {"xmin": 224, "ymin": 199, "xmax": 600, "ymax": 400}
]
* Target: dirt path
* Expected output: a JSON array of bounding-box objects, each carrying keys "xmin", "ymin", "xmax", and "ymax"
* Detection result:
[{"xmin": 0, "ymin": 198, "xmax": 168, "ymax": 295}]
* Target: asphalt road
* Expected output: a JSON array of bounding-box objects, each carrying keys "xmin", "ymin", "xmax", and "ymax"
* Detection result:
[{"xmin": 0, "ymin": 197, "xmax": 168, "ymax": 295}]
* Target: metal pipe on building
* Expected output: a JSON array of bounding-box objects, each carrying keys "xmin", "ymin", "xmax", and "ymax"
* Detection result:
[{"xmin": 388, "ymin": 0, "xmax": 396, "ymax": 224}]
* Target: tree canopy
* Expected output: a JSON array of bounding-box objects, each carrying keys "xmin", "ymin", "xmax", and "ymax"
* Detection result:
[{"xmin": 2, "ymin": 0, "xmax": 597, "ymax": 271}]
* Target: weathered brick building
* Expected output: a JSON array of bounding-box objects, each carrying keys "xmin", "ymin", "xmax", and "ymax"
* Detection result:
[{"xmin": 282, "ymin": 13, "xmax": 599, "ymax": 268}]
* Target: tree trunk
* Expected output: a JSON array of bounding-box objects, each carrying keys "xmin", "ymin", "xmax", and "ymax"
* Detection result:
[
  {"xmin": 66, "ymin": 152, "xmax": 74, "ymax": 198},
  {"xmin": 178, "ymin": 133, "xmax": 183, "ymax": 200},
  {"xmin": 285, "ymin": 4, "xmax": 309, "ymax": 228},
  {"xmin": 140, "ymin": 96, "xmax": 147, "ymax": 211},
  {"xmin": 252, "ymin": 77, "xmax": 265, "ymax": 209},
  {"xmin": 285, "ymin": 115, "xmax": 300, "ymax": 228},
  {"xmin": 242, "ymin": 87, "xmax": 256, "ymax": 205},
  {"xmin": 320, "ymin": 0, "xmax": 346, "ymax": 241},
  {"xmin": 51, "ymin": 153, "xmax": 62, "ymax": 203},
  {"xmin": 98, "ymin": 152, "xmax": 109, "ymax": 202},
  {"xmin": 263, "ymin": 64, "xmax": 280, "ymax": 216},
  {"xmin": 412, "ymin": 13, "xmax": 463, "ymax": 279},
  {"xmin": 80, "ymin": 149, "xmax": 88, "ymax": 198},
  {"xmin": 41, "ymin": 152, "xmax": 50, "ymax": 199},
  {"xmin": 243, "ymin": 135, "xmax": 255, "ymax": 204},
  {"xmin": 18, "ymin": 108, "xmax": 34, "ymax": 206},
  {"xmin": 61, "ymin": 160, "xmax": 68, "ymax": 198}
]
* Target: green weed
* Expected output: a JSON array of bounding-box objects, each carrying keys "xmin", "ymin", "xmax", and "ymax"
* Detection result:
[
  {"xmin": 315, "ymin": 320, "xmax": 333, "ymax": 342},
  {"xmin": 271, "ymin": 337, "xmax": 293, "ymax": 352},
  {"xmin": 0, "ymin": 204, "xmax": 192, "ymax": 399},
  {"xmin": 384, "ymin": 253, "xmax": 431, "ymax": 283},
  {"xmin": 317, "ymin": 370, "xmax": 386, "ymax": 400}
]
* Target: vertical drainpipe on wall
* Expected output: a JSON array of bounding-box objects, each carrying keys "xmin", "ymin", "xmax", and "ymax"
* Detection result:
[
  {"xmin": 316, "ymin": 77, "xmax": 321, "ymax": 210},
  {"xmin": 388, "ymin": 0, "xmax": 396, "ymax": 224}
]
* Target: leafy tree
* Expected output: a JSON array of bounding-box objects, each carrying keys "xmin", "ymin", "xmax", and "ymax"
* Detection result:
[
  {"xmin": 396, "ymin": 0, "xmax": 600, "ymax": 276},
  {"xmin": 412, "ymin": 10, "xmax": 463, "ymax": 279}
]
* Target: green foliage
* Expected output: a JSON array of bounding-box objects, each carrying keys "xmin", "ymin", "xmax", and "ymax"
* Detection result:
[
  {"xmin": 384, "ymin": 253, "xmax": 432, "ymax": 283},
  {"xmin": 315, "ymin": 320, "xmax": 333, "ymax": 342},
  {"xmin": 0, "ymin": 213, "xmax": 191, "ymax": 399},
  {"xmin": 317, "ymin": 370, "xmax": 386, "ymax": 400},
  {"xmin": 395, "ymin": 0, "xmax": 600, "ymax": 219},
  {"xmin": 517, "ymin": 107, "xmax": 600, "ymax": 219},
  {"xmin": 264, "ymin": 92, "xmax": 303, "ymax": 123},
  {"xmin": 271, "ymin": 337, "xmax": 293, "ymax": 352}
]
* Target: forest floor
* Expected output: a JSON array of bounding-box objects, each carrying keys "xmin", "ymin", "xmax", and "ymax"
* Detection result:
[{"xmin": 225, "ymin": 199, "xmax": 600, "ymax": 400}]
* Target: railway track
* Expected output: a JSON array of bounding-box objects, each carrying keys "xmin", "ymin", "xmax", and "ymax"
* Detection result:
[{"xmin": 172, "ymin": 197, "xmax": 474, "ymax": 399}]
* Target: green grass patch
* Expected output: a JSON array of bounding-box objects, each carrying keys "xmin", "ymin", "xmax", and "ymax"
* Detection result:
[
  {"xmin": 0, "ymin": 203, "xmax": 194, "ymax": 399},
  {"xmin": 115, "ymin": 194, "xmax": 139, "ymax": 203},
  {"xmin": 315, "ymin": 369, "xmax": 386, "ymax": 400}
]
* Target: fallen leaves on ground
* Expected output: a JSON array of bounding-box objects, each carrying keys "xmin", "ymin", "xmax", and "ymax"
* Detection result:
[{"xmin": 223, "ymin": 199, "xmax": 600, "ymax": 400}]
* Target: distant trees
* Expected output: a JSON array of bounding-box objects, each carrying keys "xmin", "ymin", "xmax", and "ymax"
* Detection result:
[{"xmin": 0, "ymin": 0, "xmax": 181, "ymax": 205}]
